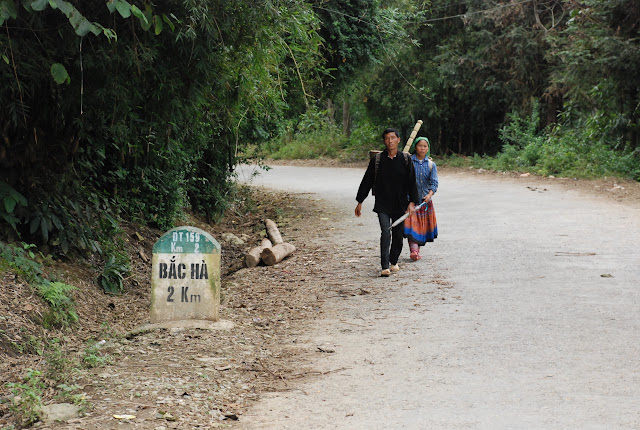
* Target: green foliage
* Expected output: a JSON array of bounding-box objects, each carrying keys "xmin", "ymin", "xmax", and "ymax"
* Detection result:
[
  {"xmin": 5, "ymin": 369, "xmax": 45, "ymax": 428},
  {"xmin": 44, "ymin": 339, "xmax": 74, "ymax": 384},
  {"xmin": 0, "ymin": 0, "xmax": 18, "ymax": 25},
  {"xmin": 50, "ymin": 63, "xmax": 70, "ymax": 85},
  {"xmin": 1, "ymin": 0, "xmax": 326, "ymax": 243},
  {"xmin": 98, "ymin": 254, "xmax": 129, "ymax": 295},
  {"xmin": 2, "ymin": 0, "xmax": 639, "ymax": 256},
  {"xmin": 5, "ymin": 0, "xmax": 157, "ymax": 39},
  {"xmin": 263, "ymin": 107, "xmax": 344, "ymax": 159},
  {"xmin": 272, "ymin": 136, "xmax": 340, "ymax": 160},
  {"xmin": 38, "ymin": 281, "xmax": 78, "ymax": 328},
  {"xmin": 81, "ymin": 341, "xmax": 112, "ymax": 368},
  {"xmin": 55, "ymin": 383, "xmax": 87, "ymax": 409},
  {"xmin": 26, "ymin": 191, "xmax": 102, "ymax": 255},
  {"xmin": 495, "ymin": 103, "xmax": 547, "ymax": 170},
  {"xmin": 314, "ymin": 0, "xmax": 389, "ymax": 95},
  {"xmin": 5, "ymin": 340, "xmax": 87, "ymax": 425},
  {"xmin": 485, "ymin": 105, "xmax": 640, "ymax": 179},
  {"xmin": 96, "ymin": 224, "xmax": 130, "ymax": 295},
  {"xmin": 0, "ymin": 182, "xmax": 26, "ymax": 235},
  {"xmin": 0, "ymin": 242, "xmax": 43, "ymax": 284},
  {"xmin": 499, "ymin": 102, "xmax": 544, "ymax": 150},
  {"xmin": 118, "ymin": 164, "xmax": 187, "ymax": 230},
  {"xmin": 2, "ymin": 331, "xmax": 46, "ymax": 356},
  {"xmin": 0, "ymin": 242, "xmax": 78, "ymax": 328},
  {"xmin": 550, "ymin": 1, "xmax": 640, "ymax": 113},
  {"xmin": 342, "ymin": 116, "xmax": 381, "ymax": 161},
  {"xmin": 55, "ymin": 383, "xmax": 86, "ymax": 407},
  {"xmin": 436, "ymin": 154, "xmax": 470, "ymax": 169},
  {"xmin": 2, "ymin": 337, "xmax": 90, "ymax": 426}
]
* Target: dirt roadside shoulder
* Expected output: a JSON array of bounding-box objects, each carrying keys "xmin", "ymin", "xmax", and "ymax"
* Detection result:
[{"xmin": 0, "ymin": 187, "xmax": 351, "ymax": 429}]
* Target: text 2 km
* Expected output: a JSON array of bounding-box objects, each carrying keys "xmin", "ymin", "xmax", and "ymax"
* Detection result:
[{"xmin": 166, "ymin": 286, "xmax": 201, "ymax": 303}]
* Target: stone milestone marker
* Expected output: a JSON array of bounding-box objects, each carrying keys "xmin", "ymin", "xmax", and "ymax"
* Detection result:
[{"xmin": 150, "ymin": 226, "xmax": 221, "ymax": 323}]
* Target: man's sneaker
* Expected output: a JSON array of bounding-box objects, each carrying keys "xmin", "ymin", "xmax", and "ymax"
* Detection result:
[
  {"xmin": 390, "ymin": 264, "xmax": 400, "ymax": 272},
  {"xmin": 380, "ymin": 268, "xmax": 391, "ymax": 277}
]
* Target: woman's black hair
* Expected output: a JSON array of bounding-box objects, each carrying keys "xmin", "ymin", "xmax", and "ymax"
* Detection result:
[{"xmin": 382, "ymin": 128, "xmax": 400, "ymax": 139}]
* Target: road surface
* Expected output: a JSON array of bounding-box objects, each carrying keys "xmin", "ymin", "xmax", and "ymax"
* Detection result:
[{"xmin": 235, "ymin": 164, "xmax": 640, "ymax": 430}]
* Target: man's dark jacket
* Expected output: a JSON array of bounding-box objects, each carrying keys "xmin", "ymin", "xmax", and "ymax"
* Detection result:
[{"xmin": 356, "ymin": 150, "xmax": 420, "ymax": 214}]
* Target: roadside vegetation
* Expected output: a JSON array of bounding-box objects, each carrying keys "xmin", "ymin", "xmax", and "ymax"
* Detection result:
[
  {"xmin": 252, "ymin": 98, "xmax": 639, "ymax": 180},
  {"xmin": 247, "ymin": 0, "xmax": 640, "ymax": 182},
  {"xmin": 2, "ymin": 1, "xmax": 638, "ymax": 252}
]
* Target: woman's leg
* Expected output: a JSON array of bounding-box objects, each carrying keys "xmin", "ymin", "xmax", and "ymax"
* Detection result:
[
  {"xmin": 408, "ymin": 240, "xmax": 419, "ymax": 254},
  {"xmin": 408, "ymin": 238, "xmax": 421, "ymax": 260}
]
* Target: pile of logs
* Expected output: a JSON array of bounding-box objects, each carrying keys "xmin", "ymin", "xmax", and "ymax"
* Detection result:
[{"xmin": 245, "ymin": 219, "xmax": 296, "ymax": 267}]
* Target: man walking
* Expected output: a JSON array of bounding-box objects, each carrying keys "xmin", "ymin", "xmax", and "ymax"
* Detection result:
[{"xmin": 355, "ymin": 128, "xmax": 419, "ymax": 276}]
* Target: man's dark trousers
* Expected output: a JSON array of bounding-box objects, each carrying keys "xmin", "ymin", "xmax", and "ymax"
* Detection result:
[{"xmin": 377, "ymin": 212, "xmax": 405, "ymax": 270}]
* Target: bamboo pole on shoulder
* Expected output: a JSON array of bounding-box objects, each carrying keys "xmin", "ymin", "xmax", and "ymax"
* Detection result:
[{"xmin": 402, "ymin": 120, "xmax": 423, "ymax": 153}]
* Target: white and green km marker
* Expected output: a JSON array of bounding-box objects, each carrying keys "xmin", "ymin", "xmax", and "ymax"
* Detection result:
[{"xmin": 150, "ymin": 226, "xmax": 221, "ymax": 323}]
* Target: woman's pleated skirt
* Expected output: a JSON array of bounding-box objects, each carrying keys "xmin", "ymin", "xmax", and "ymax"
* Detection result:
[{"xmin": 404, "ymin": 200, "xmax": 438, "ymax": 245}]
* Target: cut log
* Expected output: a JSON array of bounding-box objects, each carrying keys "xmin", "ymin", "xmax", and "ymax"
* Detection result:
[
  {"xmin": 260, "ymin": 242, "xmax": 296, "ymax": 266},
  {"xmin": 245, "ymin": 238, "xmax": 273, "ymax": 268},
  {"xmin": 264, "ymin": 219, "xmax": 284, "ymax": 245}
]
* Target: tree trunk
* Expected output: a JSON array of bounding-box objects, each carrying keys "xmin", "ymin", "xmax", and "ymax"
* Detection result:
[
  {"xmin": 326, "ymin": 99, "xmax": 335, "ymax": 125},
  {"xmin": 264, "ymin": 219, "xmax": 284, "ymax": 244},
  {"xmin": 245, "ymin": 238, "xmax": 273, "ymax": 268},
  {"xmin": 545, "ymin": 91, "xmax": 563, "ymax": 127},
  {"xmin": 261, "ymin": 242, "xmax": 296, "ymax": 266},
  {"xmin": 342, "ymin": 100, "xmax": 351, "ymax": 137}
]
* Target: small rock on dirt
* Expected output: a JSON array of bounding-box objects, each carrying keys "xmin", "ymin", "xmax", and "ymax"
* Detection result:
[
  {"xmin": 221, "ymin": 232, "xmax": 245, "ymax": 245},
  {"xmin": 40, "ymin": 403, "xmax": 81, "ymax": 423}
]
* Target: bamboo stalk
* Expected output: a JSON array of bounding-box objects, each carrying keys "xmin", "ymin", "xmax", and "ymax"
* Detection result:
[{"xmin": 402, "ymin": 120, "xmax": 423, "ymax": 153}]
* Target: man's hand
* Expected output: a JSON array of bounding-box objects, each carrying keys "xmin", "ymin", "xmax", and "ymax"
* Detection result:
[
  {"xmin": 355, "ymin": 202, "xmax": 362, "ymax": 217},
  {"xmin": 408, "ymin": 202, "xmax": 416, "ymax": 214}
]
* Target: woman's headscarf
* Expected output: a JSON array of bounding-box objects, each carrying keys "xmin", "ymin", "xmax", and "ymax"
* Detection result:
[{"xmin": 409, "ymin": 137, "xmax": 430, "ymax": 157}]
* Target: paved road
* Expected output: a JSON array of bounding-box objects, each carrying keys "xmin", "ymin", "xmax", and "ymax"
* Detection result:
[{"xmin": 235, "ymin": 165, "xmax": 640, "ymax": 430}]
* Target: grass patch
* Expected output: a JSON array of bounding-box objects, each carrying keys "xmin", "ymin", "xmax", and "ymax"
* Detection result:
[
  {"xmin": 5, "ymin": 369, "xmax": 45, "ymax": 428},
  {"xmin": 438, "ymin": 106, "xmax": 640, "ymax": 181},
  {"xmin": 0, "ymin": 242, "xmax": 78, "ymax": 329}
]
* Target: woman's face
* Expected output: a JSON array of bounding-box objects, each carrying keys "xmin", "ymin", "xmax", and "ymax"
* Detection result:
[{"xmin": 415, "ymin": 140, "xmax": 429, "ymax": 158}]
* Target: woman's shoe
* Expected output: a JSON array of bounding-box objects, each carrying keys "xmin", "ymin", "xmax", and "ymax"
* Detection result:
[{"xmin": 410, "ymin": 252, "xmax": 421, "ymax": 261}]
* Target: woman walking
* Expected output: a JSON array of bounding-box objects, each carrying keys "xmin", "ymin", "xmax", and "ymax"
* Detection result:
[{"xmin": 404, "ymin": 137, "xmax": 438, "ymax": 260}]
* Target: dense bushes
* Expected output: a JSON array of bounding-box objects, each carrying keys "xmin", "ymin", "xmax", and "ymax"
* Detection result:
[
  {"xmin": 458, "ymin": 103, "xmax": 640, "ymax": 180},
  {"xmin": 0, "ymin": 0, "xmax": 322, "ymax": 253},
  {"xmin": 259, "ymin": 0, "xmax": 640, "ymax": 182}
]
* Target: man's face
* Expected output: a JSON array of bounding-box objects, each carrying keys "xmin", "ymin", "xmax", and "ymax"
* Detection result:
[{"xmin": 383, "ymin": 132, "xmax": 400, "ymax": 151}]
